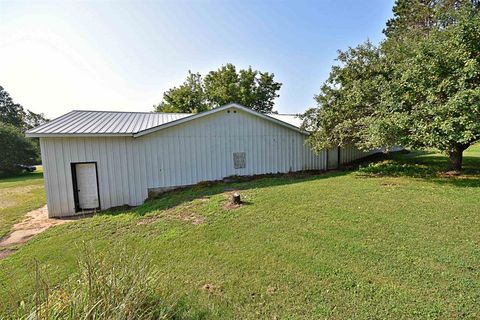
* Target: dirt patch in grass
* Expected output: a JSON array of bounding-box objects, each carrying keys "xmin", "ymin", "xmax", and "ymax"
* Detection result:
[
  {"xmin": 137, "ymin": 215, "xmax": 161, "ymax": 225},
  {"xmin": 222, "ymin": 202, "xmax": 243, "ymax": 210},
  {"xmin": 0, "ymin": 205, "xmax": 74, "ymax": 250},
  {"xmin": 266, "ymin": 286, "xmax": 276, "ymax": 294},
  {"xmin": 0, "ymin": 249, "xmax": 16, "ymax": 259},
  {"xmin": 178, "ymin": 211, "xmax": 204, "ymax": 225},
  {"xmin": 438, "ymin": 171, "xmax": 461, "ymax": 178},
  {"xmin": 201, "ymin": 283, "xmax": 221, "ymax": 294},
  {"xmin": 138, "ymin": 204, "xmax": 205, "ymax": 226},
  {"xmin": 0, "ymin": 199, "xmax": 15, "ymax": 209},
  {"xmin": 381, "ymin": 182, "xmax": 400, "ymax": 187}
]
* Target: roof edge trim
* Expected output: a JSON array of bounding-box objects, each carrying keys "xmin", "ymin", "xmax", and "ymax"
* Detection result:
[{"xmin": 26, "ymin": 132, "xmax": 134, "ymax": 138}]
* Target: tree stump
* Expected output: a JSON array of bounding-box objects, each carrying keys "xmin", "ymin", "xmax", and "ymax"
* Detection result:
[{"xmin": 231, "ymin": 192, "xmax": 241, "ymax": 205}]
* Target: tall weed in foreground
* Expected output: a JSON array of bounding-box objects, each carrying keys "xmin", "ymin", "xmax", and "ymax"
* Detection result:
[{"xmin": 10, "ymin": 244, "xmax": 179, "ymax": 320}]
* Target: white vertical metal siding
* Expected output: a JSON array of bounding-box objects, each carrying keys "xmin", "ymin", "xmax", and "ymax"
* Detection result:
[
  {"xmin": 40, "ymin": 107, "xmax": 375, "ymax": 217},
  {"xmin": 339, "ymin": 144, "xmax": 379, "ymax": 164},
  {"xmin": 141, "ymin": 109, "xmax": 327, "ymax": 188},
  {"xmin": 40, "ymin": 136, "xmax": 146, "ymax": 217}
]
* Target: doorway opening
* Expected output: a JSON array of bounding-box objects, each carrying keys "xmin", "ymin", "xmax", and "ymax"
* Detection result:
[{"xmin": 71, "ymin": 162, "xmax": 100, "ymax": 212}]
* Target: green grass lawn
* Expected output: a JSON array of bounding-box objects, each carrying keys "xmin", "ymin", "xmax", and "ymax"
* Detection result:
[
  {"xmin": 0, "ymin": 168, "xmax": 45, "ymax": 239},
  {"xmin": 0, "ymin": 150, "xmax": 479, "ymax": 319}
]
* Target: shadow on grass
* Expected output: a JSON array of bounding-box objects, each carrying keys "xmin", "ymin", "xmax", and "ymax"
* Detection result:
[
  {"xmin": 101, "ymin": 170, "xmax": 350, "ymax": 217},
  {"xmin": 357, "ymin": 151, "xmax": 480, "ymax": 188}
]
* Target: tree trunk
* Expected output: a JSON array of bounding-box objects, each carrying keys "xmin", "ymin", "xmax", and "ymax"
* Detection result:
[
  {"xmin": 231, "ymin": 192, "xmax": 241, "ymax": 205},
  {"xmin": 447, "ymin": 148, "xmax": 463, "ymax": 172}
]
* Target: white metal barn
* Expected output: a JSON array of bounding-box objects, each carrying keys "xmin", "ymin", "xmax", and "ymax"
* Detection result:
[{"xmin": 27, "ymin": 103, "xmax": 375, "ymax": 218}]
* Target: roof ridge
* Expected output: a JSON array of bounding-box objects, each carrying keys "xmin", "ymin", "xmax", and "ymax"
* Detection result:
[{"xmin": 70, "ymin": 110, "xmax": 299, "ymax": 117}]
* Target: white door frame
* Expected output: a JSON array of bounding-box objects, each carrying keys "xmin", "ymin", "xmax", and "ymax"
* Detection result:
[{"xmin": 71, "ymin": 162, "xmax": 101, "ymax": 212}]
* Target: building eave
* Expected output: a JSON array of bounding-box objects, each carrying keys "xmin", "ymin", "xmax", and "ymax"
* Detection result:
[{"xmin": 26, "ymin": 132, "xmax": 134, "ymax": 138}]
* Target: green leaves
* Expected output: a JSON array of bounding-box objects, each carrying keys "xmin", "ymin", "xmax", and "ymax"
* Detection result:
[
  {"xmin": 0, "ymin": 86, "xmax": 47, "ymax": 132},
  {"xmin": 154, "ymin": 71, "xmax": 208, "ymax": 113},
  {"xmin": 303, "ymin": 41, "xmax": 388, "ymax": 151},
  {"xmin": 154, "ymin": 64, "xmax": 282, "ymax": 114},
  {"xmin": 304, "ymin": 1, "xmax": 480, "ymax": 170},
  {"xmin": 0, "ymin": 86, "xmax": 46, "ymax": 174},
  {"xmin": 0, "ymin": 123, "xmax": 38, "ymax": 173}
]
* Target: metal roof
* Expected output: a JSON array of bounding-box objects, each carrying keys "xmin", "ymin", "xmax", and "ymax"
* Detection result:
[
  {"xmin": 26, "ymin": 111, "xmax": 191, "ymax": 137},
  {"xmin": 26, "ymin": 105, "xmax": 304, "ymax": 138},
  {"xmin": 267, "ymin": 114, "xmax": 303, "ymax": 128}
]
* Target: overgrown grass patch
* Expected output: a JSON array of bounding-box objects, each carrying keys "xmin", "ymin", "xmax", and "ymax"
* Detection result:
[{"xmin": 5, "ymin": 244, "xmax": 206, "ymax": 320}]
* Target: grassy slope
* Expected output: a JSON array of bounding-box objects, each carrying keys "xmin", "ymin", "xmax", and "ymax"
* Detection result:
[
  {"xmin": 1, "ymin": 150, "xmax": 479, "ymax": 319},
  {"xmin": 0, "ymin": 168, "xmax": 45, "ymax": 239}
]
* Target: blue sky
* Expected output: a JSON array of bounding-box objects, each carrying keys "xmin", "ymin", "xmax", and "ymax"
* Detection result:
[{"xmin": 1, "ymin": 0, "xmax": 394, "ymax": 118}]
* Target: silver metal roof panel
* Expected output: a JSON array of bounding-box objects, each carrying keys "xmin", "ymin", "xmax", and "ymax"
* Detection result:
[
  {"xmin": 26, "ymin": 110, "xmax": 191, "ymax": 137},
  {"xmin": 26, "ymin": 105, "xmax": 303, "ymax": 137}
]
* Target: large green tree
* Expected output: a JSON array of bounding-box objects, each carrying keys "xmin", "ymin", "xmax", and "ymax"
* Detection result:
[
  {"xmin": 154, "ymin": 64, "xmax": 282, "ymax": 114},
  {"xmin": 301, "ymin": 42, "xmax": 390, "ymax": 153},
  {"xmin": 0, "ymin": 85, "xmax": 47, "ymax": 132},
  {"xmin": 204, "ymin": 64, "xmax": 282, "ymax": 113},
  {"xmin": 155, "ymin": 72, "xmax": 208, "ymax": 113},
  {"xmin": 0, "ymin": 86, "xmax": 47, "ymax": 174},
  {"xmin": 0, "ymin": 123, "xmax": 38, "ymax": 174},
  {"xmin": 304, "ymin": 1, "xmax": 480, "ymax": 171},
  {"xmin": 1, "ymin": 85, "xmax": 26, "ymax": 130}
]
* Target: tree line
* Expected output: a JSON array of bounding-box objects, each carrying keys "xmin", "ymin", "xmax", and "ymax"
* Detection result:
[{"xmin": 0, "ymin": 86, "xmax": 47, "ymax": 175}]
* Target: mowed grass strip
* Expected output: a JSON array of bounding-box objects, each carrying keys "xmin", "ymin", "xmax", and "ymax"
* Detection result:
[
  {"xmin": 0, "ymin": 150, "xmax": 479, "ymax": 319},
  {"xmin": 0, "ymin": 168, "xmax": 45, "ymax": 239}
]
